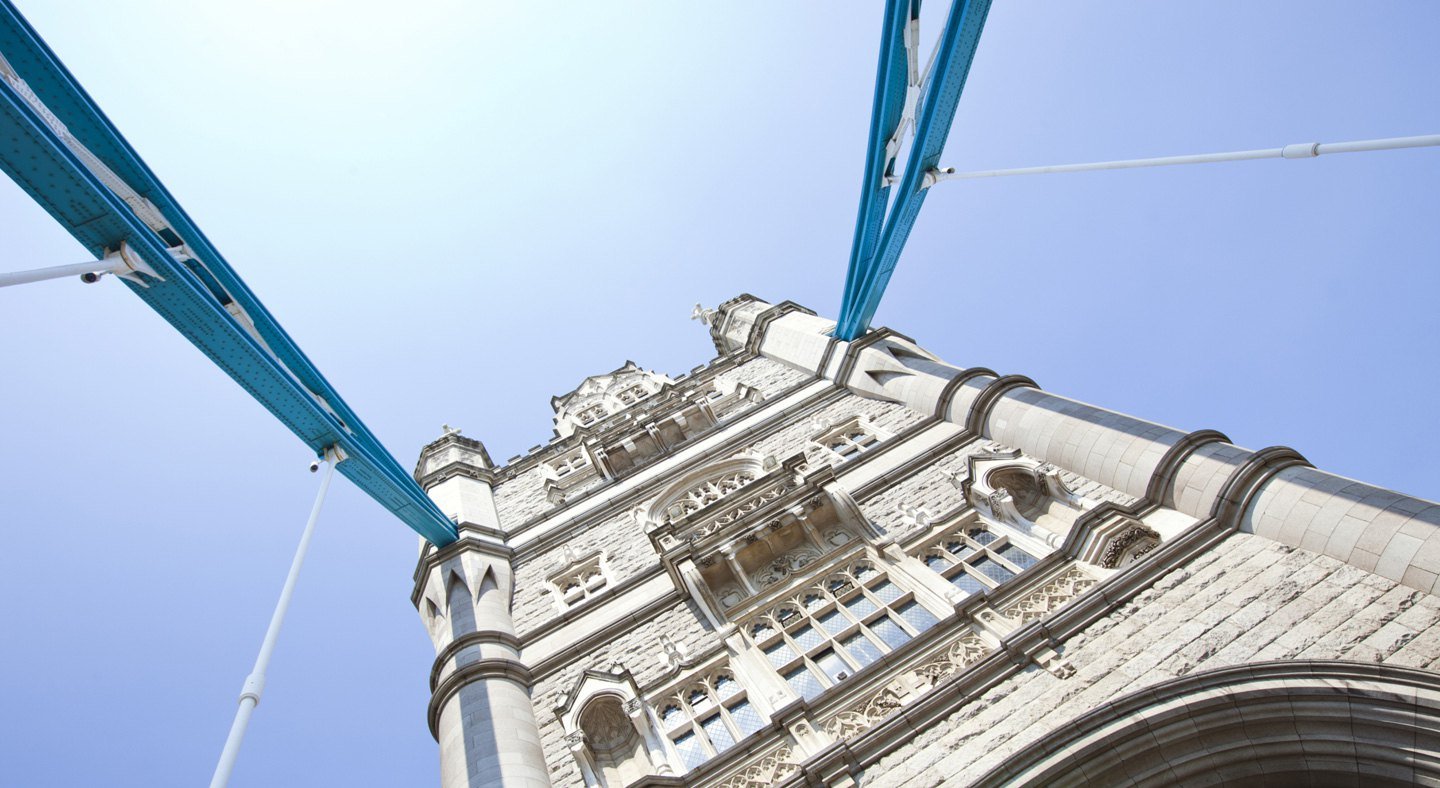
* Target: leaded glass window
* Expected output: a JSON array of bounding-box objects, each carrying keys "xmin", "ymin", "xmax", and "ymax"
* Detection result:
[
  {"xmin": 745, "ymin": 559, "xmax": 939, "ymax": 702},
  {"xmin": 919, "ymin": 524, "xmax": 1038, "ymax": 596},
  {"xmin": 655, "ymin": 669, "xmax": 764, "ymax": 772}
]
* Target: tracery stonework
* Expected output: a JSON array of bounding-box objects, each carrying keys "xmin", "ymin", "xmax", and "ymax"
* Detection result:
[
  {"xmin": 413, "ymin": 295, "xmax": 1440, "ymax": 788},
  {"xmin": 666, "ymin": 471, "xmax": 758, "ymax": 522},
  {"xmin": 1002, "ymin": 566, "xmax": 1097, "ymax": 625},
  {"xmin": 716, "ymin": 745, "xmax": 799, "ymax": 788},
  {"xmin": 824, "ymin": 632, "xmax": 989, "ymax": 741}
]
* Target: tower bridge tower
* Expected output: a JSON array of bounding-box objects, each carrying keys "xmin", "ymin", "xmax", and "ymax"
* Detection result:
[{"xmin": 411, "ymin": 295, "xmax": 1440, "ymax": 787}]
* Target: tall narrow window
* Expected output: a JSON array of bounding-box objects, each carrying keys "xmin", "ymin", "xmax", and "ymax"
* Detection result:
[
  {"xmin": 655, "ymin": 669, "xmax": 764, "ymax": 772},
  {"xmin": 919, "ymin": 524, "xmax": 1037, "ymax": 597},
  {"xmin": 745, "ymin": 559, "xmax": 938, "ymax": 702}
]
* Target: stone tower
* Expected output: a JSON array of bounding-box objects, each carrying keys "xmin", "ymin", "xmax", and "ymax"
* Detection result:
[{"xmin": 412, "ymin": 295, "xmax": 1440, "ymax": 787}]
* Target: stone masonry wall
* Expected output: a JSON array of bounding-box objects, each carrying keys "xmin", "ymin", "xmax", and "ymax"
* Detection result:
[
  {"xmin": 751, "ymin": 393, "xmax": 926, "ymax": 467},
  {"xmin": 530, "ymin": 599, "xmax": 722, "ymax": 787},
  {"xmin": 857, "ymin": 441, "xmax": 1137, "ymax": 544},
  {"xmin": 859, "ymin": 442, "xmax": 982, "ymax": 541},
  {"xmin": 861, "ymin": 531, "xmax": 1440, "ymax": 786},
  {"xmin": 511, "ymin": 507, "xmax": 653, "ymax": 637},
  {"xmin": 709, "ymin": 355, "xmax": 811, "ymax": 396}
]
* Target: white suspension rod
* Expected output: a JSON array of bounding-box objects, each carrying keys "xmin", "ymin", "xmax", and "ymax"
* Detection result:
[
  {"xmin": 209, "ymin": 449, "xmax": 340, "ymax": 788},
  {"xmin": 0, "ymin": 258, "xmax": 113, "ymax": 288},
  {"xmin": 0, "ymin": 242, "xmax": 164, "ymax": 289},
  {"xmin": 926, "ymin": 133, "xmax": 1440, "ymax": 186}
]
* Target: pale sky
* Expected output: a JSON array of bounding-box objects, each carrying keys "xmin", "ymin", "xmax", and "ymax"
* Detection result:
[{"xmin": 1, "ymin": 2, "xmax": 1438, "ymax": 785}]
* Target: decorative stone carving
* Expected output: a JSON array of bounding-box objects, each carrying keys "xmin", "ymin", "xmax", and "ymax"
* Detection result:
[
  {"xmin": 716, "ymin": 745, "xmax": 799, "ymax": 788},
  {"xmin": 548, "ymin": 551, "xmax": 610, "ymax": 610},
  {"xmin": 667, "ymin": 471, "xmax": 760, "ymax": 521},
  {"xmin": 824, "ymin": 632, "xmax": 990, "ymax": 740},
  {"xmin": 1002, "ymin": 566, "xmax": 1098, "ymax": 625},
  {"xmin": 1099, "ymin": 524, "xmax": 1162, "ymax": 569},
  {"xmin": 751, "ymin": 546, "xmax": 823, "ymax": 589},
  {"xmin": 657, "ymin": 634, "xmax": 689, "ymax": 673},
  {"xmin": 963, "ymin": 453, "xmax": 1095, "ymax": 549},
  {"xmin": 581, "ymin": 699, "xmax": 637, "ymax": 753},
  {"xmin": 551, "ymin": 361, "xmax": 675, "ymax": 438}
]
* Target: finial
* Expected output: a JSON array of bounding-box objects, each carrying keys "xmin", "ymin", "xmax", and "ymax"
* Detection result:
[
  {"xmin": 441, "ymin": 424, "xmax": 461, "ymax": 437},
  {"xmin": 691, "ymin": 303, "xmax": 717, "ymax": 327}
]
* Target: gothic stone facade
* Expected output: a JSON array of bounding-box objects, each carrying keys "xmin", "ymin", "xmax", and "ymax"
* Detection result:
[{"xmin": 410, "ymin": 295, "xmax": 1440, "ymax": 787}]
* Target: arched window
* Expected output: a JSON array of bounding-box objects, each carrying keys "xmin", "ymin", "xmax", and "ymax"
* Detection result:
[
  {"xmin": 745, "ymin": 559, "xmax": 938, "ymax": 701},
  {"xmin": 655, "ymin": 670, "xmax": 764, "ymax": 771}
]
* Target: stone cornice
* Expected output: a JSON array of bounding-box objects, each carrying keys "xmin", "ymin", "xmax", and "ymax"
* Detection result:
[
  {"xmin": 848, "ymin": 425, "xmax": 975, "ymax": 502},
  {"xmin": 527, "ymin": 587, "xmax": 686, "ymax": 682},
  {"xmin": 514, "ymin": 560, "xmax": 666, "ymax": 644},
  {"xmin": 416, "ymin": 460, "xmax": 497, "ymax": 490}
]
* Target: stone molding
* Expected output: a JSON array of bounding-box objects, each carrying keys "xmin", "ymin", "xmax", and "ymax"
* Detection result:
[
  {"xmin": 428, "ymin": 630, "xmax": 525, "ymax": 691},
  {"xmin": 409, "ymin": 536, "xmax": 514, "ymax": 607},
  {"xmin": 1209, "ymin": 444, "xmax": 1312, "ymax": 529},
  {"xmin": 1141, "ymin": 428, "xmax": 1231, "ymax": 504},
  {"xmin": 963, "ymin": 374, "xmax": 1040, "ymax": 436},
  {"xmin": 426, "ymin": 657, "xmax": 537, "ymax": 739},
  {"xmin": 933, "ymin": 366, "xmax": 997, "ymax": 420},
  {"xmin": 528, "ymin": 588, "xmax": 686, "ymax": 682},
  {"xmin": 832, "ymin": 327, "xmax": 921, "ymax": 394},
  {"xmin": 971, "ymin": 660, "xmax": 1440, "ymax": 787},
  {"xmin": 745, "ymin": 301, "xmax": 820, "ymax": 358},
  {"xmin": 416, "ymin": 460, "xmax": 497, "ymax": 490}
]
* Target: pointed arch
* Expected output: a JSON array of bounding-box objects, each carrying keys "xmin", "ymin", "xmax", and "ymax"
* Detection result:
[{"xmin": 640, "ymin": 454, "xmax": 768, "ymax": 529}]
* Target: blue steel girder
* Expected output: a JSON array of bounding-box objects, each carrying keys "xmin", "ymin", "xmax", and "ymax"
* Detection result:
[
  {"xmin": 0, "ymin": 1, "xmax": 457, "ymax": 546},
  {"xmin": 838, "ymin": 0, "xmax": 913, "ymax": 334},
  {"xmin": 835, "ymin": 0, "xmax": 992, "ymax": 341}
]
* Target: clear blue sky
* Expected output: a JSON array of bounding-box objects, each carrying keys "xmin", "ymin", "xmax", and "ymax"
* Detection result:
[{"xmin": 1, "ymin": 2, "xmax": 1437, "ymax": 785}]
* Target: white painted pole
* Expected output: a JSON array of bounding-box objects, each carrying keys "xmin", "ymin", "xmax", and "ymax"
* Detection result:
[
  {"xmin": 927, "ymin": 133, "xmax": 1440, "ymax": 186},
  {"xmin": 0, "ymin": 259, "xmax": 112, "ymax": 288},
  {"xmin": 209, "ymin": 452, "xmax": 338, "ymax": 788}
]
